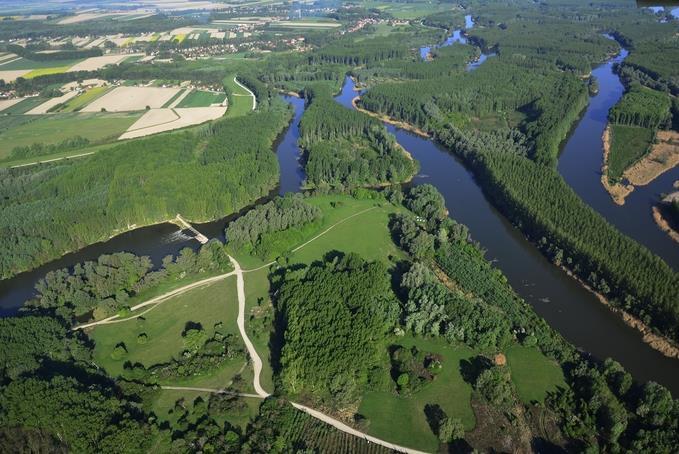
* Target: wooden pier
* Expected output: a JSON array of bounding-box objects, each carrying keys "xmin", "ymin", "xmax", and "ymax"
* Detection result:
[{"xmin": 175, "ymin": 214, "xmax": 209, "ymax": 244}]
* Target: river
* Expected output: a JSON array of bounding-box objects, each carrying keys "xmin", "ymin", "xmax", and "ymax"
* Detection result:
[
  {"xmin": 334, "ymin": 76, "xmax": 679, "ymax": 395},
  {"xmin": 1, "ymin": 25, "xmax": 677, "ymax": 394},
  {"xmin": 419, "ymin": 14, "xmax": 495, "ymax": 70},
  {"xmin": 557, "ymin": 40, "xmax": 679, "ymax": 269}
]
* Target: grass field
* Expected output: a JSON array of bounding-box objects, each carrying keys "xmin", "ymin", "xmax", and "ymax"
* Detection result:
[
  {"xmin": 177, "ymin": 90, "xmax": 226, "ymax": 108},
  {"xmin": 360, "ymin": 1, "xmax": 455, "ymax": 19},
  {"xmin": 608, "ymin": 124, "xmax": 655, "ymax": 181},
  {"xmin": 0, "ymin": 111, "xmax": 141, "ymax": 158},
  {"xmin": 358, "ymin": 336, "xmax": 476, "ymax": 452},
  {"xmin": 89, "ymin": 278, "xmax": 247, "ymax": 383},
  {"xmin": 224, "ymin": 75, "xmax": 254, "ymax": 117},
  {"xmin": 505, "ymin": 345, "xmax": 566, "ymax": 404},
  {"xmin": 57, "ymin": 86, "xmax": 111, "ymax": 112}
]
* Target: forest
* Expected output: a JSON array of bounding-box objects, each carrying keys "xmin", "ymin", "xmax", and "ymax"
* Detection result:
[
  {"xmin": 608, "ymin": 84, "xmax": 672, "ymax": 129},
  {"xmin": 299, "ymin": 90, "xmax": 417, "ymax": 188},
  {"xmin": 0, "ymin": 106, "xmax": 290, "ymax": 279}
]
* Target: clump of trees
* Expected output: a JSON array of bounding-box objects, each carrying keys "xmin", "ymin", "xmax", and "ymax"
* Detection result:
[
  {"xmin": 277, "ymin": 253, "xmax": 399, "ymax": 407},
  {"xmin": 27, "ymin": 240, "xmax": 233, "ymax": 322},
  {"xmin": 225, "ymin": 195, "xmax": 322, "ymax": 249}
]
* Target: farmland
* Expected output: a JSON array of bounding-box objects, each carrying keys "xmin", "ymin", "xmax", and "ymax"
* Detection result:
[{"xmin": 0, "ymin": 111, "xmax": 140, "ymax": 158}]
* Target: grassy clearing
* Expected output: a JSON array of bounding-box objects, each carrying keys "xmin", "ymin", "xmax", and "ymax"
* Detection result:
[
  {"xmin": 224, "ymin": 75, "xmax": 254, "ymax": 117},
  {"xmin": 358, "ymin": 336, "xmax": 476, "ymax": 452},
  {"xmin": 360, "ymin": 1, "xmax": 453, "ymax": 19},
  {"xmin": 231, "ymin": 195, "xmax": 405, "ymax": 270},
  {"xmin": 0, "ymin": 111, "xmax": 140, "ymax": 158},
  {"xmin": 243, "ymin": 267, "xmax": 274, "ymax": 392},
  {"xmin": 505, "ymin": 345, "xmax": 565, "ymax": 404},
  {"xmin": 89, "ymin": 278, "xmax": 242, "ymax": 381},
  {"xmin": 58, "ymin": 86, "xmax": 111, "ymax": 112},
  {"xmin": 177, "ymin": 90, "xmax": 226, "ymax": 108},
  {"xmin": 0, "ymin": 141, "xmax": 117, "ymax": 168},
  {"xmin": 608, "ymin": 124, "xmax": 654, "ymax": 181}
]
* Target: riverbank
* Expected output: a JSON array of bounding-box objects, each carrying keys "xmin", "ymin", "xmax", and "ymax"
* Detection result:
[
  {"xmin": 352, "ymin": 96, "xmax": 430, "ymax": 138},
  {"xmin": 600, "ymin": 125, "xmax": 634, "ymax": 205},
  {"xmin": 601, "ymin": 126, "xmax": 679, "ymax": 205},
  {"xmin": 653, "ymin": 205, "xmax": 679, "ymax": 244},
  {"xmin": 355, "ymin": 101, "xmax": 679, "ymax": 361},
  {"xmin": 560, "ymin": 265, "xmax": 679, "ymax": 360}
]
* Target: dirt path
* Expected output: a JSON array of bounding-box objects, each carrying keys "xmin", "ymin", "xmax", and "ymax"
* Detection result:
[
  {"xmin": 73, "ymin": 271, "xmax": 235, "ymax": 330},
  {"xmin": 160, "ymin": 386, "xmax": 262, "ymax": 399},
  {"xmin": 230, "ymin": 254, "xmax": 269, "ymax": 398}
]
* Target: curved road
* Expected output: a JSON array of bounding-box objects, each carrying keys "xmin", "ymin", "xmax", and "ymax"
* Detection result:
[{"xmin": 233, "ymin": 76, "xmax": 257, "ymax": 111}]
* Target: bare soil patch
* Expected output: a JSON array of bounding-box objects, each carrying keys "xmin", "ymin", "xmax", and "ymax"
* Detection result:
[
  {"xmin": 624, "ymin": 130, "xmax": 679, "ymax": 185},
  {"xmin": 118, "ymin": 106, "xmax": 226, "ymax": 139},
  {"xmin": 25, "ymin": 91, "xmax": 79, "ymax": 115},
  {"xmin": 68, "ymin": 54, "xmax": 141, "ymax": 72},
  {"xmin": 600, "ymin": 126, "xmax": 634, "ymax": 205}
]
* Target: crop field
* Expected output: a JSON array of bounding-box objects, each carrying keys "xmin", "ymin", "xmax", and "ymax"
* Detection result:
[
  {"xmin": 177, "ymin": 90, "xmax": 226, "ymax": 107},
  {"xmin": 360, "ymin": 1, "xmax": 456, "ymax": 19},
  {"xmin": 608, "ymin": 124, "xmax": 654, "ymax": 181},
  {"xmin": 118, "ymin": 106, "xmax": 226, "ymax": 139},
  {"xmin": 0, "ymin": 57, "xmax": 83, "ymax": 70},
  {"xmin": 82, "ymin": 86, "xmax": 182, "ymax": 112},
  {"xmin": 358, "ymin": 336, "xmax": 477, "ymax": 452},
  {"xmin": 88, "ymin": 278, "xmax": 244, "ymax": 382},
  {"xmin": 68, "ymin": 54, "xmax": 141, "ymax": 72},
  {"xmin": 24, "ymin": 65, "xmax": 72, "ymax": 78},
  {"xmin": 0, "ymin": 111, "xmax": 141, "ymax": 158},
  {"xmin": 0, "ymin": 96, "xmax": 48, "ymax": 114},
  {"xmin": 57, "ymin": 86, "xmax": 112, "ymax": 112},
  {"xmin": 505, "ymin": 345, "xmax": 565, "ymax": 404}
]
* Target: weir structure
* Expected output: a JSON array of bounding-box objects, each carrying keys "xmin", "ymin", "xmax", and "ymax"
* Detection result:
[{"xmin": 175, "ymin": 214, "xmax": 209, "ymax": 244}]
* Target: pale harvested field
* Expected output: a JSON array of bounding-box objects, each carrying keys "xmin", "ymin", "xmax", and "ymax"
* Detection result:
[
  {"xmin": 82, "ymin": 86, "xmax": 181, "ymax": 112},
  {"xmin": 58, "ymin": 13, "xmax": 121, "ymax": 24},
  {"xmin": 624, "ymin": 131, "xmax": 679, "ymax": 186},
  {"xmin": 0, "ymin": 70, "xmax": 30, "ymax": 82},
  {"xmin": 68, "ymin": 54, "xmax": 141, "ymax": 72},
  {"xmin": 125, "ymin": 108, "xmax": 179, "ymax": 131},
  {"xmin": 25, "ymin": 91, "xmax": 80, "ymax": 115},
  {"xmin": 0, "ymin": 53, "xmax": 18, "ymax": 63},
  {"xmin": 119, "ymin": 106, "xmax": 226, "ymax": 139},
  {"xmin": 0, "ymin": 98, "xmax": 25, "ymax": 112}
]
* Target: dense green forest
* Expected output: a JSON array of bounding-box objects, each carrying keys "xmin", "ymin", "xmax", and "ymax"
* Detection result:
[
  {"xmin": 277, "ymin": 253, "xmax": 399, "ymax": 407},
  {"xmin": 299, "ymin": 89, "xmax": 417, "ymax": 188},
  {"xmin": 608, "ymin": 84, "xmax": 672, "ymax": 129},
  {"xmin": 0, "ymin": 106, "xmax": 290, "ymax": 279}
]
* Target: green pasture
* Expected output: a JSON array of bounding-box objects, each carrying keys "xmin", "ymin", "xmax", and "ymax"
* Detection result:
[
  {"xmin": 89, "ymin": 278, "xmax": 245, "ymax": 386},
  {"xmin": 224, "ymin": 75, "xmax": 254, "ymax": 117},
  {"xmin": 358, "ymin": 336, "xmax": 476, "ymax": 452},
  {"xmin": 505, "ymin": 345, "xmax": 566, "ymax": 404},
  {"xmin": 0, "ymin": 111, "xmax": 140, "ymax": 159}
]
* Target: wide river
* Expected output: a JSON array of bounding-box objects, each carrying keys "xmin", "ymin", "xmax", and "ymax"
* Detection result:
[{"xmin": 1, "ymin": 24, "xmax": 677, "ymax": 394}]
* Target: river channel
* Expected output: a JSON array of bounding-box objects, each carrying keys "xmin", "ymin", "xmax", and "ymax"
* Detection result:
[{"xmin": 1, "ymin": 23, "xmax": 677, "ymax": 394}]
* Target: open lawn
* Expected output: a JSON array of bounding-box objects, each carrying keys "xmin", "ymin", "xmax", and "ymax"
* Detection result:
[
  {"xmin": 0, "ymin": 111, "xmax": 141, "ymax": 159},
  {"xmin": 358, "ymin": 336, "xmax": 476, "ymax": 452},
  {"xmin": 177, "ymin": 90, "xmax": 226, "ymax": 108},
  {"xmin": 89, "ymin": 278, "xmax": 248, "ymax": 386},
  {"xmin": 231, "ymin": 194, "xmax": 405, "ymax": 270},
  {"xmin": 608, "ymin": 124, "xmax": 654, "ymax": 181},
  {"xmin": 57, "ymin": 86, "xmax": 111, "ymax": 112},
  {"xmin": 505, "ymin": 345, "xmax": 566, "ymax": 404},
  {"xmin": 224, "ymin": 75, "xmax": 254, "ymax": 117}
]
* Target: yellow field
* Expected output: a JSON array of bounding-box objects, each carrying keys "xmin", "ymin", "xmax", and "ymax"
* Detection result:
[{"xmin": 24, "ymin": 66, "xmax": 71, "ymax": 79}]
